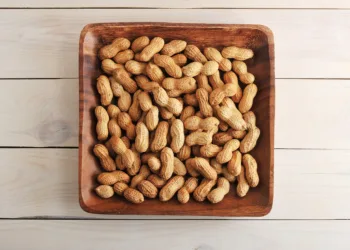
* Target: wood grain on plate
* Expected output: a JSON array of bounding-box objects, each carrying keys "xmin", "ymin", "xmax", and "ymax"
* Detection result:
[{"xmin": 79, "ymin": 23, "xmax": 274, "ymax": 216}]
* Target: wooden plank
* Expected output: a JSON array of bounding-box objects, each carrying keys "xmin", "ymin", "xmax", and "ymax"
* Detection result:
[
  {"xmin": 0, "ymin": 148, "xmax": 349, "ymax": 219},
  {"xmin": 1, "ymin": 220, "xmax": 350, "ymax": 250},
  {"xmin": 1, "ymin": 79, "xmax": 349, "ymax": 149},
  {"xmin": 2, "ymin": 0, "xmax": 350, "ymax": 8},
  {"xmin": 0, "ymin": 9, "xmax": 349, "ymax": 78}
]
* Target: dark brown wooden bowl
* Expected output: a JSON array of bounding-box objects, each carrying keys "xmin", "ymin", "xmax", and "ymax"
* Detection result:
[{"xmin": 79, "ymin": 23, "xmax": 275, "ymax": 216}]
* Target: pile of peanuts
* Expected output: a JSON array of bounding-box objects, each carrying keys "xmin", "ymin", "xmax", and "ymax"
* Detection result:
[{"xmin": 93, "ymin": 36, "xmax": 260, "ymax": 204}]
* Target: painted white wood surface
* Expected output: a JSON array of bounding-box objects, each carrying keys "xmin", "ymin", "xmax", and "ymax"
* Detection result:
[
  {"xmin": 1, "ymin": 79, "xmax": 349, "ymax": 149},
  {"xmin": 1, "ymin": 148, "xmax": 349, "ymax": 219},
  {"xmin": 0, "ymin": 9, "xmax": 349, "ymax": 78},
  {"xmin": 1, "ymin": 220, "xmax": 350, "ymax": 250},
  {"xmin": 2, "ymin": 0, "xmax": 350, "ymax": 8}
]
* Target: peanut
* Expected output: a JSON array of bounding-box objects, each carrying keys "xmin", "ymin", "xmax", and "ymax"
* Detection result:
[
  {"xmin": 196, "ymin": 88, "xmax": 213, "ymax": 117},
  {"xmin": 230, "ymin": 129, "xmax": 247, "ymax": 140},
  {"xmin": 208, "ymin": 71, "xmax": 224, "ymax": 89},
  {"xmin": 239, "ymin": 83, "xmax": 258, "ymax": 113},
  {"xmin": 154, "ymin": 54, "xmax": 182, "ymax": 78},
  {"xmin": 184, "ymin": 93, "xmax": 199, "ymax": 107},
  {"xmin": 243, "ymin": 111, "xmax": 256, "ymax": 129},
  {"xmin": 216, "ymin": 139, "xmax": 240, "ymax": 164},
  {"xmin": 150, "ymin": 121, "xmax": 169, "ymax": 152},
  {"xmin": 182, "ymin": 61, "xmax": 219, "ymax": 77},
  {"xmin": 128, "ymin": 90, "xmax": 142, "ymax": 121},
  {"xmin": 147, "ymin": 174, "xmax": 166, "ymax": 189},
  {"xmin": 138, "ymin": 37, "xmax": 164, "ymax": 62},
  {"xmin": 131, "ymin": 36, "xmax": 150, "ymax": 53},
  {"xmin": 204, "ymin": 47, "xmax": 231, "ymax": 72},
  {"xmin": 145, "ymin": 106, "xmax": 159, "ymax": 131},
  {"xmin": 200, "ymin": 144, "xmax": 222, "ymax": 158},
  {"xmin": 193, "ymin": 179, "xmax": 216, "ymax": 202},
  {"xmin": 210, "ymin": 158, "xmax": 223, "ymax": 174},
  {"xmin": 227, "ymin": 150, "xmax": 242, "ymax": 176},
  {"xmin": 146, "ymin": 62, "xmax": 165, "ymax": 83},
  {"xmin": 130, "ymin": 165, "xmax": 151, "ymax": 188},
  {"xmin": 177, "ymin": 177, "xmax": 198, "ymax": 204},
  {"xmin": 209, "ymin": 83, "xmax": 236, "ymax": 106},
  {"xmin": 99, "ymin": 38, "xmax": 130, "ymax": 60},
  {"xmin": 186, "ymin": 157, "xmax": 217, "ymax": 180},
  {"xmin": 96, "ymin": 75, "xmax": 113, "ymax": 106},
  {"xmin": 97, "ymin": 171, "xmax": 130, "ymax": 185},
  {"xmin": 124, "ymin": 187, "xmax": 144, "ymax": 204},
  {"xmin": 135, "ymin": 122, "xmax": 149, "ymax": 153},
  {"xmin": 159, "ymin": 176, "xmax": 185, "ymax": 201},
  {"xmin": 237, "ymin": 166, "xmax": 249, "ymax": 197},
  {"xmin": 186, "ymin": 131, "xmax": 213, "ymax": 146},
  {"xmin": 180, "ymin": 106, "xmax": 196, "ymax": 122},
  {"xmin": 184, "ymin": 45, "xmax": 207, "ymax": 63},
  {"xmin": 117, "ymin": 112, "xmax": 136, "ymax": 140},
  {"xmin": 222, "ymin": 167, "xmax": 236, "ymax": 183},
  {"xmin": 138, "ymin": 180, "xmax": 158, "ymax": 198},
  {"xmin": 173, "ymin": 157, "xmax": 187, "ymax": 176},
  {"xmin": 152, "ymin": 86, "xmax": 183, "ymax": 116},
  {"xmin": 112, "ymin": 68, "xmax": 138, "ymax": 93},
  {"xmin": 110, "ymin": 77, "xmax": 132, "ymax": 111},
  {"xmin": 184, "ymin": 116, "xmax": 219, "ymax": 132},
  {"xmin": 135, "ymin": 75, "xmax": 160, "ymax": 91},
  {"xmin": 125, "ymin": 60, "xmax": 147, "ymax": 75},
  {"xmin": 172, "ymin": 54, "xmax": 187, "ymax": 66},
  {"xmin": 218, "ymin": 120, "xmax": 229, "ymax": 132},
  {"xmin": 242, "ymin": 154, "xmax": 259, "ymax": 187},
  {"xmin": 161, "ymin": 40, "xmax": 187, "ymax": 56},
  {"xmin": 93, "ymin": 144, "xmax": 116, "ymax": 172},
  {"xmin": 159, "ymin": 107, "xmax": 174, "ymax": 120},
  {"xmin": 148, "ymin": 156, "xmax": 161, "ymax": 173},
  {"xmin": 109, "ymin": 136, "xmax": 135, "ymax": 169},
  {"xmin": 195, "ymin": 74, "xmax": 212, "ymax": 93},
  {"xmin": 159, "ymin": 147, "xmax": 174, "ymax": 180},
  {"xmin": 162, "ymin": 77, "xmax": 196, "ymax": 97},
  {"xmin": 170, "ymin": 119, "xmax": 185, "ymax": 153},
  {"xmin": 107, "ymin": 104, "xmax": 120, "ymax": 119},
  {"xmin": 95, "ymin": 106, "xmax": 109, "ymax": 141},
  {"xmin": 223, "ymin": 71, "xmax": 242, "ymax": 103},
  {"xmin": 207, "ymin": 177, "xmax": 230, "ymax": 203},
  {"xmin": 177, "ymin": 145, "xmax": 191, "ymax": 161},
  {"xmin": 95, "ymin": 185, "xmax": 114, "ymax": 199},
  {"xmin": 138, "ymin": 91, "xmax": 153, "ymax": 112},
  {"xmin": 212, "ymin": 131, "xmax": 233, "ymax": 146},
  {"xmin": 113, "ymin": 49, "xmax": 134, "ymax": 64},
  {"xmin": 108, "ymin": 118, "xmax": 122, "ymax": 137},
  {"xmin": 216, "ymin": 105, "xmax": 246, "ymax": 131},
  {"xmin": 127, "ymin": 147, "xmax": 141, "ymax": 176},
  {"xmin": 185, "ymin": 158, "xmax": 200, "ymax": 177},
  {"xmin": 101, "ymin": 59, "xmax": 126, "ymax": 75},
  {"xmin": 232, "ymin": 61, "xmax": 255, "ymax": 85},
  {"xmin": 113, "ymin": 182, "xmax": 128, "ymax": 195},
  {"xmin": 222, "ymin": 46, "xmax": 254, "ymax": 61},
  {"xmin": 240, "ymin": 127, "xmax": 260, "ymax": 153}
]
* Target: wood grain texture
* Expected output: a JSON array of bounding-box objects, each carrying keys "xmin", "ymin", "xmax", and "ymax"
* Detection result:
[
  {"xmin": 0, "ymin": 79, "xmax": 349, "ymax": 149},
  {"xmin": 1, "ymin": 220, "xmax": 350, "ymax": 250},
  {"xmin": 1, "ymin": 149, "xmax": 349, "ymax": 219},
  {"xmin": 2, "ymin": 0, "xmax": 350, "ymax": 8},
  {"xmin": 0, "ymin": 9, "xmax": 349, "ymax": 78},
  {"xmin": 79, "ymin": 23, "xmax": 274, "ymax": 216}
]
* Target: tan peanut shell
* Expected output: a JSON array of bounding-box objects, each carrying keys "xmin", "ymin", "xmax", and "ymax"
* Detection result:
[
  {"xmin": 216, "ymin": 105, "xmax": 246, "ymax": 131},
  {"xmin": 240, "ymin": 127, "xmax": 260, "ymax": 153},
  {"xmin": 154, "ymin": 54, "xmax": 182, "ymax": 78},
  {"xmin": 208, "ymin": 70, "xmax": 224, "ymax": 89},
  {"xmin": 95, "ymin": 106, "xmax": 109, "ymax": 141},
  {"xmin": 114, "ymin": 49, "xmax": 134, "ymax": 64},
  {"xmin": 138, "ymin": 180, "xmax": 158, "ymax": 198},
  {"xmin": 147, "ymin": 156, "xmax": 161, "ymax": 173},
  {"xmin": 184, "ymin": 93, "xmax": 199, "ymax": 107},
  {"xmin": 101, "ymin": 59, "xmax": 126, "ymax": 75},
  {"xmin": 95, "ymin": 185, "xmax": 114, "ymax": 198},
  {"xmin": 162, "ymin": 77, "xmax": 196, "ymax": 97},
  {"xmin": 146, "ymin": 62, "xmax": 165, "ymax": 83},
  {"xmin": 127, "ymin": 148, "xmax": 141, "ymax": 176},
  {"xmin": 130, "ymin": 165, "xmax": 151, "ymax": 188},
  {"xmin": 138, "ymin": 91, "xmax": 153, "ymax": 112},
  {"xmin": 107, "ymin": 104, "xmax": 121, "ymax": 119},
  {"xmin": 93, "ymin": 144, "xmax": 116, "ymax": 172},
  {"xmin": 145, "ymin": 106, "xmax": 159, "ymax": 131},
  {"xmin": 147, "ymin": 174, "xmax": 166, "ymax": 189},
  {"xmin": 180, "ymin": 106, "xmax": 196, "ymax": 122},
  {"xmin": 170, "ymin": 119, "xmax": 185, "ymax": 153},
  {"xmin": 138, "ymin": 37, "xmax": 165, "ymax": 62},
  {"xmin": 193, "ymin": 179, "xmax": 216, "ymax": 202},
  {"xmin": 222, "ymin": 167, "xmax": 236, "ymax": 183},
  {"xmin": 232, "ymin": 61, "xmax": 255, "ymax": 85},
  {"xmin": 230, "ymin": 129, "xmax": 247, "ymax": 140},
  {"xmin": 96, "ymin": 75, "xmax": 113, "ymax": 106},
  {"xmin": 227, "ymin": 150, "xmax": 242, "ymax": 176},
  {"xmin": 112, "ymin": 68, "xmax": 138, "ymax": 93},
  {"xmin": 186, "ymin": 131, "xmax": 213, "ymax": 146},
  {"xmin": 223, "ymin": 71, "xmax": 242, "ymax": 103},
  {"xmin": 177, "ymin": 177, "xmax": 199, "ymax": 204},
  {"xmin": 108, "ymin": 136, "xmax": 135, "ymax": 169},
  {"xmin": 99, "ymin": 38, "xmax": 130, "ymax": 60},
  {"xmin": 186, "ymin": 157, "xmax": 217, "ymax": 180},
  {"xmin": 184, "ymin": 45, "xmax": 207, "ymax": 63},
  {"xmin": 200, "ymin": 144, "xmax": 222, "ymax": 158},
  {"xmin": 209, "ymin": 83, "xmax": 236, "ymax": 106},
  {"xmin": 204, "ymin": 47, "xmax": 231, "ymax": 72},
  {"xmin": 117, "ymin": 112, "xmax": 136, "ymax": 140},
  {"xmin": 195, "ymin": 74, "xmax": 212, "ymax": 93},
  {"xmin": 123, "ymin": 187, "xmax": 144, "ymax": 204},
  {"xmin": 212, "ymin": 132, "xmax": 233, "ymax": 146},
  {"xmin": 125, "ymin": 60, "xmax": 147, "ymax": 75},
  {"xmin": 152, "ymin": 86, "xmax": 183, "ymax": 116},
  {"xmin": 182, "ymin": 61, "xmax": 219, "ymax": 77},
  {"xmin": 239, "ymin": 83, "xmax": 258, "ymax": 113},
  {"xmin": 172, "ymin": 54, "xmax": 187, "ymax": 66},
  {"xmin": 207, "ymin": 177, "xmax": 230, "ymax": 203},
  {"xmin": 159, "ymin": 147, "xmax": 174, "ymax": 180},
  {"xmin": 218, "ymin": 120, "xmax": 229, "ymax": 132},
  {"xmin": 150, "ymin": 121, "xmax": 169, "ymax": 152},
  {"xmin": 177, "ymin": 145, "xmax": 191, "ymax": 161},
  {"xmin": 113, "ymin": 182, "xmax": 128, "ymax": 195},
  {"xmin": 196, "ymin": 88, "xmax": 213, "ymax": 117},
  {"xmin": 135, "ymin": 122, "xmax": 149, "ymax": 153},
  {"xmin": 243, "ymin": 111, "xmax": 256, "ymax": 129},
  {"xmin": 237, "ymin": 166, "xmax": 250, "ymax": 197},
  {"xmin": 161, "ymin": 40, "xmax": 187, "ymax": 56},
  {"xmin": 210, "ymin": 158, "xmax": 223, "ymax": 174},
  {"xmin": 173, "ymin": 157, "xmax": 187, "ymax": 176},
  {"xmin": 159, "ymin": 107, "xmax": 174, "ymax": 120},
  {"xmin": 97, "ymin": 171, "xmax": 130, "ymax": 185},
  {"xmin": 184, "ymin": 116, "xmax": 219, "ymax": 131},
  {"xmin": 222, "ymin": 46, "xmax": 254, "ymax": 61},
  {"xmin": 216, "ymin": 139, "xmax": 240, "ymax": 164},
  {"xmin": 128, "ymin": 90, "xmax": 142, "ymax": 121},
  {"xmin": 159, "ymin": 176, "xmax": 185, "ymax": 201},
  {"xmin": 109, "ymin": 77, "xmax": 132, "ymax": 112},
  {"xmin": 135, "ymin": 75, "xmax": 160, "ymax": 91},
  {"xmin": 131, "ymin": 36, "xmax": 150, "ymax": 53},
  {"xmin": 243, "ymin": 154, "xmax": 259, "ymax": 187}
]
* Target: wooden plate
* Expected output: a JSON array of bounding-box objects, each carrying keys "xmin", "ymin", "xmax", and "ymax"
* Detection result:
[{"xmin": 79, "ymin": 23, "xmax": 275, "ymax": 216}]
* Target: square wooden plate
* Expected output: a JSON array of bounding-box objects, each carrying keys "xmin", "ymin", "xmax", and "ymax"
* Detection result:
[{"xmin": 79, "ymin": 23, "xmax": 275, "ymax": 216}]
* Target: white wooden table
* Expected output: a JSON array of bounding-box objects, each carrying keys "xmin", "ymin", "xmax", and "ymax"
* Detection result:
[{"xmin": 0, "ymin": 1, "xmax": 350, "ymax": 249}]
